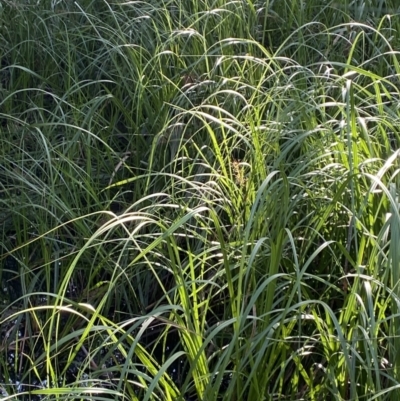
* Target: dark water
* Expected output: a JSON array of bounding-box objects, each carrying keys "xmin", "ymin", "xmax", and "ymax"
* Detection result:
[
  {"xmin": 1, "ymin": 255, "xmax": 233, "ymax": 400},
  {"xmin": 0, "ymin": 273, "xmax": 191, "ymax": 400}
]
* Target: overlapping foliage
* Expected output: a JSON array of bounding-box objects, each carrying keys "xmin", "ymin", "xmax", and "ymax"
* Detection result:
[{"xmin": 1, "ymin": 0, "xmax": 400, "ymax": 399}]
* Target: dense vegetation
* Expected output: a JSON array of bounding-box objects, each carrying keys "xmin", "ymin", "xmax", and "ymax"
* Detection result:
[{"xmin": 1, "ymin": 0, "xmax": 400, "ymax": 399}]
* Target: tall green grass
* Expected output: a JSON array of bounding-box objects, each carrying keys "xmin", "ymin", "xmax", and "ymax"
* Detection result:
[{"xmin": 1, "ymin": 0, "xmax": 400, "ymax": 400}]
